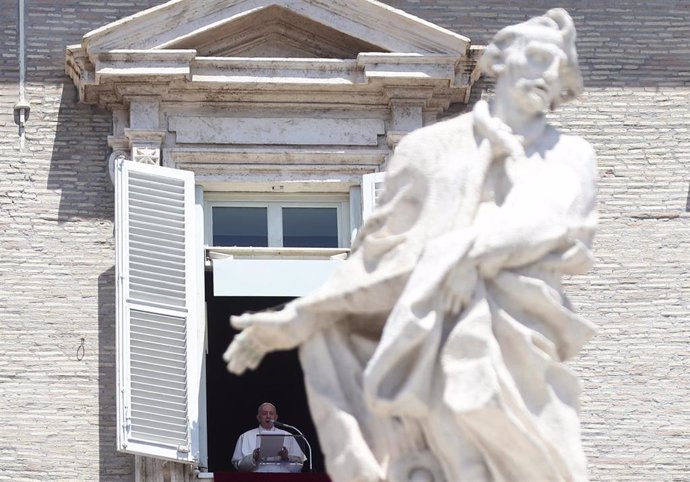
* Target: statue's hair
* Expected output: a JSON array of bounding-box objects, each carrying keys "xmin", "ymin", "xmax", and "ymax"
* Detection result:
[{"xmin": 478, "ymin": 8, "xmax": 583, "ymax": 106}]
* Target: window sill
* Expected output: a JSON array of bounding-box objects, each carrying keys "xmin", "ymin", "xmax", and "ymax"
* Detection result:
[
  {"xmin": 206, "ymin": 247, "xmax": 350, "ymax": 266},
  {"xmin": 209, "ymin": 249, "xmax": 349, "ymax": 297}
]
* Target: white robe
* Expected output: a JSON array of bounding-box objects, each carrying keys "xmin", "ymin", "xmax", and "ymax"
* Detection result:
[{"xmin": 232, "ymin": 425, "xmax": 306, "ymax": 472}]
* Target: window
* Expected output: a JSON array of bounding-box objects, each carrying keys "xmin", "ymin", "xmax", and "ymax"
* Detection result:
[
  {"xmin": 282, "ymin": 207, "xmax": 338, "ymax": 248},
  {"xmin": 115, "ymin": 162, "xmax": 383, "ymax": 470},
  {"xmin": 212, "ymin": 206, "xmax": 269, "ymax": 247},
  {"xmin": 205, "ymin": 196, "xmax": 350, "ymax": 249}
]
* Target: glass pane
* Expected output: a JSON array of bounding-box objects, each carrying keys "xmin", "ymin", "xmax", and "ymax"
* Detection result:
[
  {"xmin": 282, "ymin": 207, "xmax": 338, "ymax": 248},
  {"xmin": 212, "ymin": 207, "xmax": 268, "ymax": 247}
]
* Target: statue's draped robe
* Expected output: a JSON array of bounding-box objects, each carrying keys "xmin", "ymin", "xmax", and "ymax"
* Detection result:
[{"xmin": 248, "ymin": 103, "xmax": 597, "ymax": 482}]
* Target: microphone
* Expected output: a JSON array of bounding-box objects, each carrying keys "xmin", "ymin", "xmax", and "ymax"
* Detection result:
[{"xmin": 270, "ymin": 420, "xmax": 313, "ymax": 472}]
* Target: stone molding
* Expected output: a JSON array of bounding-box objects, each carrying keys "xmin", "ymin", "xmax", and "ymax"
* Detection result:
[
  {"xmin": 168, "ymin": 116, "xmax": 386, "ymax": 146},
  {"xmin": 65, "ymin": 0, "xmax": 477, "ymax": 111},
  {"xmin": 165, "ymin": 147, "xmax": 388, "ymax": 192},
  {"xmin": 66, "ymin": 50, "xmax": 475, "ymax": 109},
  {"xmin": 64, "ymin": 0, "xmax": 480, "ymax": 194},
  {"xmin": 81, "ymin": 0, "xmax": 470, "ymax": 55}
]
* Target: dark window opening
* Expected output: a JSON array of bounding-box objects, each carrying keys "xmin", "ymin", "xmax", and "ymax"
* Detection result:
[
  {"xmin": 210, "ymin": 203, "xmax": 341, "ymax": 248},
  {"xmin": 204, "ymin": 272, "xmax": 325, "ymax": 474},
  {"xmin": 282, "ymin": 207, "xmax": 338, "ymax": 248},
  {"xmin": 212, "ymin": 207, "xmax": 269, "ymax": 247}
]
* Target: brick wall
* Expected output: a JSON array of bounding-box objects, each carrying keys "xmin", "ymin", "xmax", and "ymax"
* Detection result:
[
  {"xmin": 383, "ymin": 2, "xmax": 690, "ymax": 480},
  {"xmin": 0, "ymin": 2, "xmax": 164, "ymax": 480},
  {"xmin": 0, "ymin": 1, "xmax": 687, "ymax": 480}
]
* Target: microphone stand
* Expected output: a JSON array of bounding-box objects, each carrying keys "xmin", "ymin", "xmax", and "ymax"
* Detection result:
[{"xmin": 271, "ymin": 420, "xmax": 313, "ymax": 472}]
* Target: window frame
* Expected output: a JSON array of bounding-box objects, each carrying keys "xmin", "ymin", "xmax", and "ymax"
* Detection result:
[
  {"xmin": 204, "ymin": 193, "xmax": 351, "ymax": 249},
  {"xmin": 115, "ymin": 167, "xmax": 381, "ymax": 470}
]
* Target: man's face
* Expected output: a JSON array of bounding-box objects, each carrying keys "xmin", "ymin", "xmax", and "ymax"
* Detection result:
[
  {"xmin": 500, "ymin": 27, "xmax": 566, "ymax": 114},
  {"xmin": 257, "ymin": 404, "xmax": 277, "ymax": 429}
]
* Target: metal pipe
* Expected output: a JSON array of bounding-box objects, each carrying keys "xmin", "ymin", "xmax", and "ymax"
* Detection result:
[
  {"xmin": 18, "ymin": 0, "xmax": 24, "ymax": 101},
  {"xmin": 14, "ymin": 0, "xmax": 30, "ymax": 149}
]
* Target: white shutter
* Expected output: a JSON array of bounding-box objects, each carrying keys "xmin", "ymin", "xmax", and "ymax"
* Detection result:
[
  {"xmin": 115, "ymin": 159, "xmax": 200, "ymax": 464},
  {"xmin": 362, "ymin": 171, "xmax": 387, "ymax": 221}
]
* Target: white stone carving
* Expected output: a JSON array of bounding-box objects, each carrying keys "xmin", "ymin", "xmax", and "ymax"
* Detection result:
[
  {"xmin": 132, "ymin": 146, "xmax": 160, "ymax": 165},
  {"xmin": 125, "ymin": 129, "xmax": 166, "ymax": 166},
  {"xmin": 225, "ymin": 9, "xmax": 596, "ymax": 482}
]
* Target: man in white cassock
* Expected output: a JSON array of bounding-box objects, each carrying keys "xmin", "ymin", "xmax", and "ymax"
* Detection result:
[
  {"xmin": 225, "ymin": 9, "xmax": 597, "ymax": 482},
  {"xmin": 232, "ymin": 402, "xmax": 305, "ymax": 472}
]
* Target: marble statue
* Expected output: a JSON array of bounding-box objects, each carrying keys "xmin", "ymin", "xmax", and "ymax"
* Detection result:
[{"xmin": 225, "ymin": 8, "xmax": 597, "ymax": 482}]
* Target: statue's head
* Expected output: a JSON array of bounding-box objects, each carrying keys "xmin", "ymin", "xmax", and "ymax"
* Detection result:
[{"xmin": 478, "ymin": 8, "xmax": 583, "ymax": 110}]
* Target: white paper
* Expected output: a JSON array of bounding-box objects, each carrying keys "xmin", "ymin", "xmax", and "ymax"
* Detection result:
[{"xmin": 257, "ymin": 433, "xmax": 285, "ymax": 461}]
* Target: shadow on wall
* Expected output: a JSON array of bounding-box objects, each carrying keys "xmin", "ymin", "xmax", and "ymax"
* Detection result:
[
  {"xmin": 47, "ymin": 82, "xmax": 114, "ymax": 224},
  {"xmin": 99, "ymin": 266, "xmax": 135, "ymax": 481}
]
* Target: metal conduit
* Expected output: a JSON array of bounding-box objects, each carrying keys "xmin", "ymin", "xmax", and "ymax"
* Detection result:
[{"xmin": 14, "ymin": 0, "xmax": 30, "ymax": 149}]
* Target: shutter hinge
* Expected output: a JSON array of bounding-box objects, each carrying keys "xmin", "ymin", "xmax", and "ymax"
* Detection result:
[{"xmin": 123, "ymin": 404, "xmax": 131, "ymax": 433}]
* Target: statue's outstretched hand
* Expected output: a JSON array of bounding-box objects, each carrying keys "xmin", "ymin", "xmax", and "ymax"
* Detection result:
[
  {"xmin": 223, "ymin": 327, "xmax": 270, "ymax": 374},
  {"xmin": 442, "ymin": 260, "xmax": 478, "ymax": 315},
  {"xmin": 223, "ymin": 306, "xmax": 301, "ymax": 374}
]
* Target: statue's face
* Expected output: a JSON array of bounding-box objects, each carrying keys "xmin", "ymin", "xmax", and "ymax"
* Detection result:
[
  {"xmin": 499, "ymin": 27, "xmax": 567, "ymax": 114},
  {"xmin": 257, "ymin": 404, "xmax": 277, "ymax": 429}
]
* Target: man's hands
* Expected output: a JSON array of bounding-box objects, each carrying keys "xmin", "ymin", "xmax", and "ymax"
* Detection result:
[{"xmin": 252, "ymin": 447, "xmax": 290, "ymax": 462}]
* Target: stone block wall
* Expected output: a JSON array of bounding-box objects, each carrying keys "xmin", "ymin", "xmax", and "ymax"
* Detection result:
[{"xmin": 0, "ymin": 1, "xmax": 687, "ymax": 480}]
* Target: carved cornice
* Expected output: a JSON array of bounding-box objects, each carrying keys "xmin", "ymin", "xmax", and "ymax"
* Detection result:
[
  {"xmin": 124, "ymin": 129, "xmax": 167, "ymax": 144},
  {"xmin": 68, "ymin": 0, "xmax": 480, "ymax": 186},
  {"xmin": 67, "ymin": 52, "xmax": 475, "ymax": 110},
  {"xmin": 165, "ymin": 147, "xmax": 387, "ymax": 166},
  {"xmin": 65, "ymin": 0, "xmax": 478, "ymax": 111},
  {"xmin": 165, "ymin": 146, "xmax": 388, "ymax": 190}
]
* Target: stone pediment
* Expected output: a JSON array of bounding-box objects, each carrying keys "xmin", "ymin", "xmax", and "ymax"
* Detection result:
[
  {"xmin": 81, "ymin": 0, "xmax": 469, "ymax": 56},
  {"xmin": 160, "ymin": 5, "xmax": 387, "ymax": 58},
  {"xmin": 66, "ymin": 0, "xmax": 481, "ymax": 111},
  {"xmin": 64, "ymin": 0, "xmax": 485, "ymax": 194}
]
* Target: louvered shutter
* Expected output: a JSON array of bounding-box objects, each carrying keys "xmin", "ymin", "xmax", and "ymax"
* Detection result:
[
  {"xmin": 362, "ymin": 171, "xmax": 387, "ymax": 221},
  {"xmin": 115, "ymin": 159, "xmax": 200, "ymax": 463}
]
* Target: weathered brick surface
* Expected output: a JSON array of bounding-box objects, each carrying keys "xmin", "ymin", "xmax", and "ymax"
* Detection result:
[
  {"xmin": 0, "ymin": 1, "xmax": 688, "ymax": 481},
  {"xmin": 1, "ymin": 2, "xmax": 163, "ymax": 480}
]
